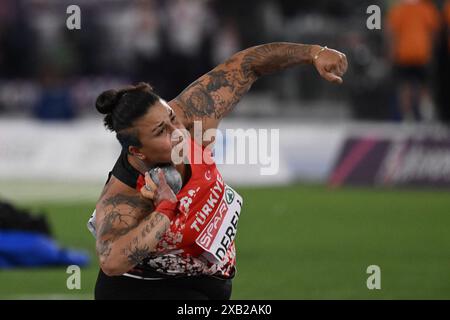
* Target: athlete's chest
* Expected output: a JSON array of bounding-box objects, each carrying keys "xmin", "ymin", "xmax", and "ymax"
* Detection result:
[{"xmin": 169, "ymin": 160, "xmax": 225, "ymax": 247}]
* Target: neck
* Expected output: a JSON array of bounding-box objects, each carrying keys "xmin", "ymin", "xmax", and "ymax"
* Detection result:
[{"xmin": 127, "ymin": 154, "xmax": 151, "ymax": 175}]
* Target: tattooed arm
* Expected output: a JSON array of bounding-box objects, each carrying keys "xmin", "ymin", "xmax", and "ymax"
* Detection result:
[
  {"xmin": 169, "ymin": 42, "xmax": 348, "ymax": 136},
  {"xmin": 95, "ymin": 176, "xmax": 171, "ymax": 276}
]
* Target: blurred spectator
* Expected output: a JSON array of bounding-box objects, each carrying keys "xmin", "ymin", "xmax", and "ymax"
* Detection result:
[
  {"xmin": 29, "ymin": 1, "xmax": 78, "ymax": 77},
  {"xmin": 446, "ymin": 0, "xmax": 450, "ymax": 52},
  {"xmin": 64, "ymin": 4, "xmax": 103, "ymax": 76},
  {"xmin": 386, "ymin": 0, "xmax": 441, "ymax": 122},
  {"xmin": 211, "ymin": 18, "xmax": 241, "ymax": 65},
  {"xmin": 440, "ymin": 0, "xmax": 450, "ymax": 123},
  {"xmin": 164, "ymin": 0, "xmax": 216, "ymax": 98},
  {"xmin": 0, "ymin": 0, "xmax": 445, "ymax": 122},
  {"xmin": 32, "ymin": 65, "xmax": 75, "ymax": 121},
  {"xmin": 0, "ymin": 0, "xmax": 36, "ymax": 78},
  {"xmin": 130, "ymin": 0, "xmax": 166, "ymax": 95}
]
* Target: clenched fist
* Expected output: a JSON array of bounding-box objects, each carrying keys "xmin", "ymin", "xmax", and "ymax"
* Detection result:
[{"xmin": 310, "ymin": 45, "xmax": 348, "ymax": 84}]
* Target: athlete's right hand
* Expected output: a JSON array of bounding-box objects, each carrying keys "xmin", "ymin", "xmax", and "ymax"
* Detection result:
[
  {"xmin": 140, "ymin": 169, "xmax": 177, "ymax": 207},
  {"xmin": 311, "ymin": 45, "xmax": 348, "ymax": 84}
]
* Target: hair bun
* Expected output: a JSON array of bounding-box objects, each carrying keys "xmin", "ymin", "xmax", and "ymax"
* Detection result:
[
  {"xmin": 135, "ymin": 82, "xmax": 154, "ymax": 92},
  {"xmin": 95, "ymin": 89, "xmax": 120, "ymax": 114}
]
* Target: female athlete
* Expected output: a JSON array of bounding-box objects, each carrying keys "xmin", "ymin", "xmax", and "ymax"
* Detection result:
[{"xmin": 92, "ymin": 42, "xmax": 348, "ymax": 300}]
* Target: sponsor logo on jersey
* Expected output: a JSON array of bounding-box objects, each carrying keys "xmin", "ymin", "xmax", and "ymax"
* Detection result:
[
  {"xmin": 225, "ymin": 187, "xmax": 234, "ymax": 204},
  {"xmin": 179, "ymin": 187, "xmax": 200, "ymax": 214},
  {"xmin": 196, "ymin": 199, "xmax": 228, "ymax": 249}
]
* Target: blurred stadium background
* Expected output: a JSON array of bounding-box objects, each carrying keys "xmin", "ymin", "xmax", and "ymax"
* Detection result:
[{"xmin": 1, "ymin": 0, "xmax": 450, "ymax": 299}]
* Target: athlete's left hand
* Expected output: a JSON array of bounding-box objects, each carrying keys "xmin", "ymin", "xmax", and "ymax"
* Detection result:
[{"xmin": 311, "ymin": 45, "xmax": 348, "ymax": 84}]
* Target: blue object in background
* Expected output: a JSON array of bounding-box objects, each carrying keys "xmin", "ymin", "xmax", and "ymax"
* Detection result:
[
  {"xmin": 32, "ymin": 85, "xmax": 75, "ymax": 121},
  {"xmin": 0, "ymin": 231, "xmax": 90, "ymax": 268}
]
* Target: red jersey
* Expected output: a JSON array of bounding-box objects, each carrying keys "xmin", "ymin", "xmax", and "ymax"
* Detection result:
[{"xmin": 128, "ymin": 138, "xmax": 243, "ymax": 278}]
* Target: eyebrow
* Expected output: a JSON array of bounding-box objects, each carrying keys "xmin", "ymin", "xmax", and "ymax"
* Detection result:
[{"xmin": 152, "ymin": 121, "xmax": 165, "ymax": 133}]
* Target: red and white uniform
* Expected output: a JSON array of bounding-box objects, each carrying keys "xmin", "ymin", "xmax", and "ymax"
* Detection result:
[{"xmin": 130, "ymin": 138, "xmax": 243, "ymax": 278}]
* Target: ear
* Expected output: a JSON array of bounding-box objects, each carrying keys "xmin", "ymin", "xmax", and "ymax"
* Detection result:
[{"xmin": 129, "ymin": 146, "xmax": 145, "ymax": 160}]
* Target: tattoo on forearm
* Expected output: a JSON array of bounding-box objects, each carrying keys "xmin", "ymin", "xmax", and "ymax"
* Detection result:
[
  {"xmin": 98, "ymin": 194, "xmax": 154, "ymax": 238},
  {"xmin": 241, "ymin": 43, "xmax": 312, "ymax": 77},
  {"xmin": 122, "ymin": 213, "xmax": 170, "ymax": 266},
  {"xmin": 155, "ymin": 218, "xmax": 170, "ymax": 241},
  {"xmin": 98, "ymin": 210, "xmax": 139, "ymax": 238},
  {"xmin": 123, "ymin": 237, "xmax": 152, "ymax": 265},
  {"xmin": 176, "ymin": 42, "xmax": 312, "ymax": 122},
  {"xmin": 127, "ymin": 246, "xmax": 151, "ymax": 265},
  {"xmin": 141, "ymin": 212, "xmax": 165, "ymax": 239},
  {"xmin": 96, "ymin": 193, "xmax": 154, "ymax": 261},
  {"xmin": 96, "ymin": 239, "xmax": 112, "ymax": 259},
  {"xmin": 96, "ymin": 194, "xmax": 170, "ymax": 268}
]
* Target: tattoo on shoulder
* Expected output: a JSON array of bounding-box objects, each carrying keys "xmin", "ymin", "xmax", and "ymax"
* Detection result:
[{"xmin": 177, "ymin": 64, "xmax": 254, "ymax": 121}]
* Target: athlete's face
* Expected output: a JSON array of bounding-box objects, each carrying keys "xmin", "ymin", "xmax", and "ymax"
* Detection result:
[{"xmin": 131, "ymin": 100, "xmax": 185, "ymax": 165}]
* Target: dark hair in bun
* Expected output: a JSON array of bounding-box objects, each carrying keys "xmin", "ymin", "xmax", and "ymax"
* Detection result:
[
  {"xmin": 95, "ymin": 82, "xmax": 160, "ymax": 152},
  {"xmin": 95, "ymin": 89, "xmax": 122, "ymax": 115}
]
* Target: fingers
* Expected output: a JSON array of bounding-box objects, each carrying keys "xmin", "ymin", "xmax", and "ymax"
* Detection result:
[
  {"xmin": 141, "ymin": 169, "xmax": 177, "ymax": 205},
  {"xmin": 157, "ymin": 169, "xmax": 168, "ymax": 186},
  {"xmin": 145, "ymin": 171, "xmax": 158, "ymax": 190},
  {"xmin": 324, "ymin": 72, "xmax": 343, "ymax": 84},
  {"xmin": 337, "ymin": 54, "xmax": 348, "ymax": 76},
  {"xmin": 140, "ymin": 173, "xmax": 160, "ymax": 202},
  {"xmin": 320, "ymin": 66, "xmax": 344, "ymax": 84},
  {"xmin": 141, "ymin": 171, "xmax": 158, "ymax": 200},
  {"xmin": 320, "ymin": 65, "xmax": 343, "ymax": 84},
  {"xmin": 330, "ymin": 53, "xmax": 347, "ymax": 77},
  {"xmin": 315, "ymin": 48, "xmax": 348, "ymax": 84},
  {"xmin": 154, "ymin": 169, "xmax": 178, "ymax": 204},
  {"xmin": 140, "ymin": 185, "xmax": 155, "ymax": 200},
  {"xmin": 341, "ymin": 54, "xmax": 348, "ymax": 73},
  {"xmin": 329, "ymin": 65, "xmax": 344, "ymax": 78}
]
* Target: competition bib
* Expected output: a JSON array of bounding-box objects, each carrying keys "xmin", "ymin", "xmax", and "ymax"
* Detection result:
[{"xmin": 195, "ymin": 185, "xmax": 243, "ymax": 264}]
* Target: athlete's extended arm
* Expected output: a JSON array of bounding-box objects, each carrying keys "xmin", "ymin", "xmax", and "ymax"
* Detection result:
[{"xmin": 169, "ymin": 42, "xmax": 348, "ymax": 133}]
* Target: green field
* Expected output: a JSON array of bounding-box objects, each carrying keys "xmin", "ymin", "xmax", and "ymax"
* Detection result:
[{"xmin": 1, "ymin": 184, "xmax": 450, "ymax": 299}]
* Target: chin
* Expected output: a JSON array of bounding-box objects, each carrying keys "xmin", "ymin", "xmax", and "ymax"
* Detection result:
[{"xmin": 155, "ymin": 156, "xmax": 173, "ymax": 166}]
